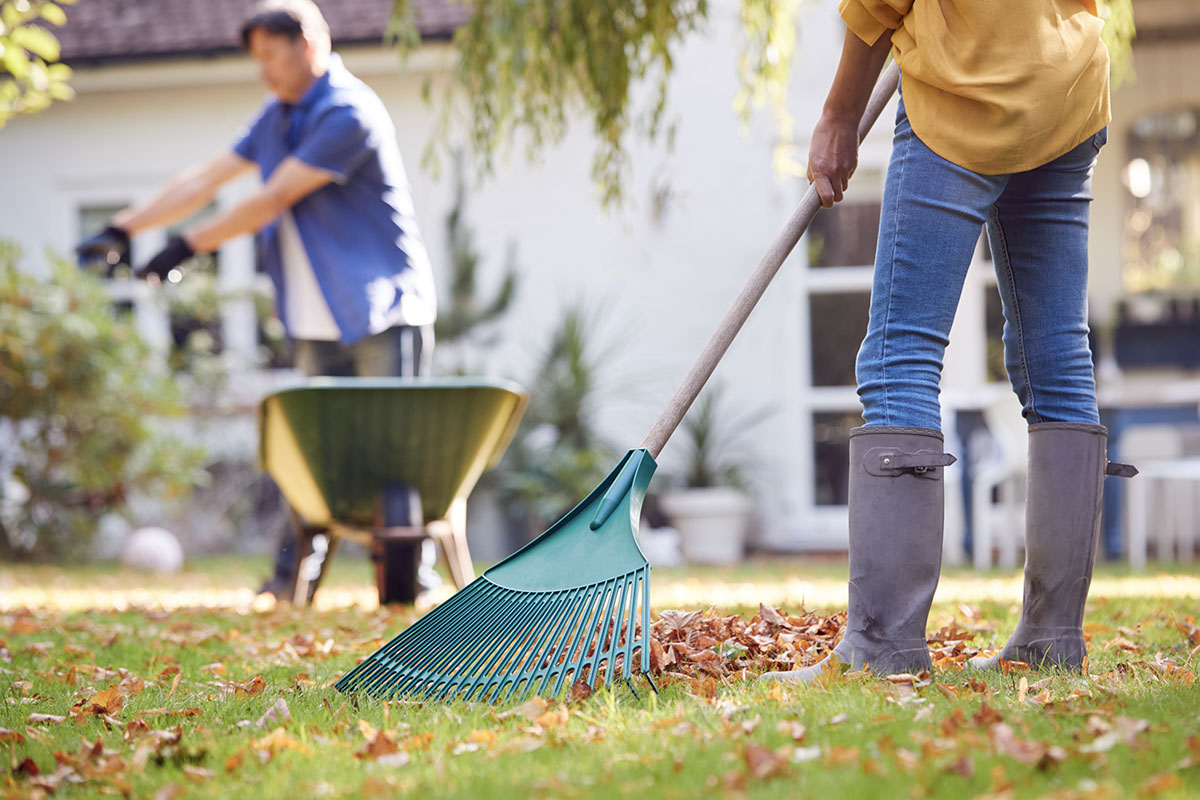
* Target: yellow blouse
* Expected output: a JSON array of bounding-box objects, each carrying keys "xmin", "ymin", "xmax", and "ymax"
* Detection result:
[{"xmin": 839, "ymin": 0, "xmax": 1110, "ymax": 174}]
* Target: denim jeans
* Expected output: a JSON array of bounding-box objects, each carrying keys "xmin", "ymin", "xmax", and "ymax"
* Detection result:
[{"xmin": 856, "ymin": 91, "xmax": 1105, "ymax": 431}]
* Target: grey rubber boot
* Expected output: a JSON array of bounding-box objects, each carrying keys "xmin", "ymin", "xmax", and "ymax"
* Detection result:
[
  {"xmin": 970, "ymin": 422, "xmax": 1135, "ymax": 671},
  {"xmin": 762, "ymin": 426, "xmax": 955, "ymax": 684}
]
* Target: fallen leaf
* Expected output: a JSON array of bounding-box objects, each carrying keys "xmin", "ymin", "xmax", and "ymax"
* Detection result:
[
  {"xmin": 743, "ymin": 743, "xmax": 789, "ymax": 779},
  {"xmin": 27, "ymin": 713, "xmax": 67, "ymax": 725},
  {"xmin": 153, "ymin": 784, "xmax": 186, "ymax": 800},
  {"xmin": 256, "ymin": 698, "xmax": 291, "ymax": 729},
  {"xmin": 1139, "ymin": 773, "xmax": 1182, "ymax": 797},
  {"xmin": 776, "ymin": 720, "xmax": 807, "ymax": 742},
  {"xmin": 0, "ymin": 727, "xmax": 26, "ymax": 744},
  {"xmin": 182, "ymin": 765, "xmax": 215, "ymax": 781},
  {"xmin": 225, "ymin": 749, "xmax": 245, "ymax": 773},
  {"xmin": 356, "ymin": 731, "xmax": 401, "ymax": 761},
  {"xmin": 567, "ymin": 681, "xmax": 594, "ymax": 703},
  {"xmin": 72, "ymin": 686, "xmax": 124, "ymax": 718}
]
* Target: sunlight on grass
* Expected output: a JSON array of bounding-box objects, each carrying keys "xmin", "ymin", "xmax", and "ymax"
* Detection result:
[{"xmin": 2, "ymin": 557, "xmax": 1197, "ymax": 614}]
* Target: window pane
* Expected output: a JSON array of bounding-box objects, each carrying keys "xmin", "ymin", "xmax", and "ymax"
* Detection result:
[
  {"xmin": 807, "ymin": 202, "xmax": 881, "ymax": 268},
  {"xmin": 79, "ymin": 204, "xmax": 126, "ymax": 239},
  {"xmin": 813, "ymin": 410, "xmax": 862, "ymax": 506},
  {"xmin": 1123, "ymin": 108, "xmax": 1200, "ymax": 291},
  {"xmin": 809, "ymin": 291, "xmax": 871, "ymax": 387}
]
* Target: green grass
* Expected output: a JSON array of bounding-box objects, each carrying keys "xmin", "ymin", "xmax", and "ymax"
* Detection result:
[{"xmin": 2, "ymin": 558, "xmax": 1198, "ymax": 798}]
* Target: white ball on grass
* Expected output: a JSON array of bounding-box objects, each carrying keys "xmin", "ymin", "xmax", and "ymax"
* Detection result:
[{"xmin": 121, "ymin": 526, "xmax": 185, "ymax": 574}]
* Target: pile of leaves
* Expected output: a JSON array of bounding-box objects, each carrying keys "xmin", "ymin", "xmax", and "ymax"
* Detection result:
[{"xmin": 645, "ymin": 604, "xmax": 984, "ymax": 684}]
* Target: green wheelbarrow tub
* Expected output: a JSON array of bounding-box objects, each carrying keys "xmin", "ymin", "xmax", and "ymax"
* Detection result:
[{"xmin": 258, "ymin": 377, "xmax": 528, "ymax": 593}]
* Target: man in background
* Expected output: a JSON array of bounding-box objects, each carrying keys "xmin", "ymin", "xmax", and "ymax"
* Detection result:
[{"xmin": 78, "ymin": 0, "xmax": 439, "ymax": 603}]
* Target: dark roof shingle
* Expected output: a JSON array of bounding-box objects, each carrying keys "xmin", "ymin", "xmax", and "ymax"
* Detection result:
[{"xmin": 57, "ymin": 0, "xmax": 467, "ymax": 65}]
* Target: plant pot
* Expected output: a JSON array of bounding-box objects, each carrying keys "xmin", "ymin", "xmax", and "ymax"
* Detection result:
[{"xmin": 659, "ymin": 487, "xmax": 752, "ymax": 565}]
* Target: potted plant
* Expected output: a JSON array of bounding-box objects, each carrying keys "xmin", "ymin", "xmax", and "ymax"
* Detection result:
[{"xmin": 659, "ymin": 385, "xmax": 767, "ymax": 564}]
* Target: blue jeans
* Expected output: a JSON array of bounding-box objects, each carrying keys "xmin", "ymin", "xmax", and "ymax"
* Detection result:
[{"xmin": 856, "ymin": 93, "xmax": 1106, "ymax": 430}]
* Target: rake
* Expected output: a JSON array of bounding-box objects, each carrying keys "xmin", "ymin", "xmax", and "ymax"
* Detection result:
[{"xmin": 334, "ymin": 63, "xmax": 901, "ymax": 703}]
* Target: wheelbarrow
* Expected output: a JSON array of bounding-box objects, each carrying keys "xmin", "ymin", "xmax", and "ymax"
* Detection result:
[{"xmin": 258, "ymin": 377, "xmax": 528, "ymax": 604}]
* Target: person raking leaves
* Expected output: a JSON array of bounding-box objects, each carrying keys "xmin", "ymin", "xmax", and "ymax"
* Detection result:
[{"xmin": 761, "ymin": 0, "xmax": 1137, "ymax": 684}]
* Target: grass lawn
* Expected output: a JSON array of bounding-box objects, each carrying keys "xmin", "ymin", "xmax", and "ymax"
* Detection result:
[{"xmin": 2, "ymin": 556, "xmax": 1198, "ymax": 798}]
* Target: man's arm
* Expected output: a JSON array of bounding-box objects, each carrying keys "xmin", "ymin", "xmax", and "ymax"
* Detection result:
[
  {"xmin": 134, "ymin": 157, "xmax": 335, "ymax": 281},
  {"xmin": 113, "ymin": 152, "xmax": 255, "ymax": 234},
  {"xmin": 808, "ymin": 28, "xmax": 894, "ymax": 208},
  {"xmin": 180, "ymin": 157, "xmax": 334, "ymax": 253}
]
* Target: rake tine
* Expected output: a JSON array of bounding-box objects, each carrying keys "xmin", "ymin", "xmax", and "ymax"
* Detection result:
[
  {"xmin": 585, "ymin": 575, "xmax": 625, "ymax": 688},
  {"xmin": 620, "ymin": 569, "xmax": 641, "ymax": 680},
  {"xmin": 456, "ymin": 590, "xmax": 551, "ymax": 702},
  {"xmin": 493, "ymin": 591, "xmax": 570, "ymax": 704},
  {"xmin": 431, "ymin": 587, "xmax": 533, "ymax": 701},
  {"xmin": 377, "ymin": 581, "xmax": 513, "ymax": 698},
  {"xmin": 527, "ymin": 585, "xmax": 591, "ymax": 700},
  {"xmin": 339, "ymin": 578, "xmax": 481, "ymax": 690},
  {"xmin": 598, "ymin": 572, "xmax": 632, "ymax": 686},
  {"xmin": 533, "ymin": 583, "xmax": 596, "ymax": 698},
  {"xmin": 347, "ymin": 580, "xmax": 492, "ymax": 695},
  {"xmin": 547, "ymin": 580, "xmax": 608, "ymax": 696},
  {"xmin": 410, "ymin": 589, "xmax": 517, "ymax": 701},
  {"xmin": 554, "ymin": 577, "xmax": 616, "ymax": 697},
  {"xmin": 640, "ymin": 568, "xmax": 652, "ymax": 674}
]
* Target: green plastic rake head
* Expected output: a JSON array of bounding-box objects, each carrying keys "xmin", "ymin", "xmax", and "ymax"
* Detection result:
[{"xmin": 335, "ymin": 449, "xmax": 658, "ymax": 702}]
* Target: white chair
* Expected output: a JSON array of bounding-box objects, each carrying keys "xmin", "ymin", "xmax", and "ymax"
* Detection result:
[
  {"xmin": 971, "ymin": 394, "xmax": 1029, "ymax": 570},
  {"xmin": 1121, "ymin": 422, "xmax": 1200, "ymax": 568}
]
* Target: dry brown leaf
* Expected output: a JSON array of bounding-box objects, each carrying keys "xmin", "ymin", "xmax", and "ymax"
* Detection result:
[
  {"xmin": 253, "ymin": 727, "xmax": 311, "ymax": 759},
  {"xmin": 466, "ymin": 729, "xmax": 498, "ymax": 748},
  {"xmin": 0, "ymin": 727, "xmax": 26, "ymax": 744},
  {"xmin": 73, "ymin": 686, "xmax": 124, "ymax": 718},
  {"xmin": 28, "ymin": 712, "xmax": 68, "ymax": 725},
  {"xmin": 743, "ymin": 743, "xmax": 790, "ymax": 779},
  {"xmin": 1139, "ymin": 773, "xmax": 1182, "ymax": 797},
  {"xmin": 256, "ymin": 698, "xmax": 291, "ymax": 729},
  {"xmin": 776, "ymin": 720, "xmax": 807, "ymax": 743},
  {"xmin": 153, "ymin": 783, "xmax": 187, "ymax": 800},
  {"xmin": 945, "ymin": 755, "xmax": 974, "ymax": 778},
  {"xmin": 567, "ymin": 680, "xmax": 594, "ymax": 704},
  {"xmin": 15, "ymin": 756, "xmax": 41, "ymax": 776},
  {"xmin": 224, "ymin": 748, "xmax": 246, "ymax": 773},
  {"xmin": 182, "ymin": 765, "xmax": 215, "ymax": 781}
]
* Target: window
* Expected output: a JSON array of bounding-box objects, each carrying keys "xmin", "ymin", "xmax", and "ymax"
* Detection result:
[
  {"xmin": 809, "ymin": 291, "xmax": 871, "ymax": 387},
  {"xmin": 1123, "ymin": 108, "xmax": 1200, "ymax": 291},
  {"xmin": 807, "ymin": 201, "xmax": 881, "ymax": 268},
  {"xmin": 79, "ymin": 204, "xmax": 127, "ymax": 242},
  {"xmin": 813, "ymin": 411, "xmax": 863, "ymax": 506}
]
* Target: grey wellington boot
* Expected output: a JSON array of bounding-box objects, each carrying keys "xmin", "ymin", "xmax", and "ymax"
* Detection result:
[
  {"xmin": 970, "ymin": 423, "xmax": 1137, "ymax": 671},
  {"xmin": 762, "ymin": 427, "xmax": 955, "ymax": 685}
]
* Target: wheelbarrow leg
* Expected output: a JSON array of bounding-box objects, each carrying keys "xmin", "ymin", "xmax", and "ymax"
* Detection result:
[
  {"xmin": 439, "ymin": 497, "xmax": 475, "ymax": 588},
  {"xmin": 288, "ymin": 509, "xmax": 335, "ymax": 606}
]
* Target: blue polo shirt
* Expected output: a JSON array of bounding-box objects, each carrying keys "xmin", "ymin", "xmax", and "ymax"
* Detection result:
[{"xmin": 233, "ymin": 54, "xmax": 436, "ymax": 345}]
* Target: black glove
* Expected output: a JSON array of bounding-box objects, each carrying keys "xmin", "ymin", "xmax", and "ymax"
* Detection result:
[
  {"xmin": 76, "ymin": 225, "xmax": 130, "ymax": 274},
  {"xmin": 136, "ymin": 235, "xmax": 195, "ymax": 283}
]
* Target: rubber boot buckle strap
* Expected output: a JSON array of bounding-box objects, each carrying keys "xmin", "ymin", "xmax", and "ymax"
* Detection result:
[
  {"xmin": 1106, "ymin": 461, "xmax": 1138, "ymax": 479},
  {"xmin": 865, "ymin": 448, "xmax": 957, "ymax": 479}
]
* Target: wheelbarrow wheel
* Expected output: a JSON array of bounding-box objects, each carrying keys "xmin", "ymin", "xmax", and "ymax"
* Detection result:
[{"xmin": 372, "ymin": 539, "xmax": 421, "ymax": 605}]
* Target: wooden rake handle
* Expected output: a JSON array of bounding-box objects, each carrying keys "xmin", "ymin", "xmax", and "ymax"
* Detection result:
[{"xmin": 640, "ymin": 62, "xmax": 901, "ymax": 459}]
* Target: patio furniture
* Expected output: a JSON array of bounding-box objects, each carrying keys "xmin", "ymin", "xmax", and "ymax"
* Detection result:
[{"xmin": 259, "ymin": 377, "xmax": 528, "ymax": 604}]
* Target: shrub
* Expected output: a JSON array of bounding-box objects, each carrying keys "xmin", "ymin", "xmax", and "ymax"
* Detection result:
[{"xmin": 0, "ymin": 241, "xmax": 206, "ymax": 560}]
